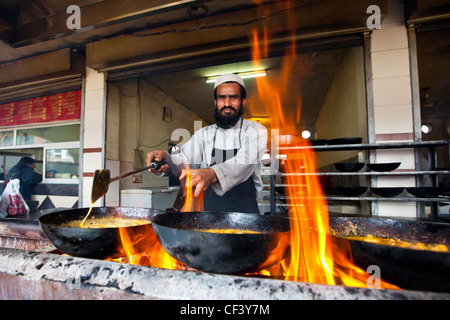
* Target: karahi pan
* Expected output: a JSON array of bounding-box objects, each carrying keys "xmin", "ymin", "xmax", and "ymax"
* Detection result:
[
  {"xmin": 39, "ymin": 207, "xmax": 164, "ymax": 259},
  {"xmin": 151, "ymin": 211, "xmax": 291, "ymax": 274},
  {"xmin": 330, "ymin": 216, "xmax": 450, "ymax": 292}
]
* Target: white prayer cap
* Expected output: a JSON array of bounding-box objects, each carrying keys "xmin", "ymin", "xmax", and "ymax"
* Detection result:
[{"xmin": 214, "ymin": 73, "xmax": 245, "ymax": 89}]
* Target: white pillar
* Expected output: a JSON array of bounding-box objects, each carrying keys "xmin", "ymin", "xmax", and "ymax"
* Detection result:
[
  {"xmin": 81, "ymin": 67, "xmax": 107, "ymax": 208},
  {"xmin": 370, "ymin": 0, "xmax": 416, "ymax": 217}
]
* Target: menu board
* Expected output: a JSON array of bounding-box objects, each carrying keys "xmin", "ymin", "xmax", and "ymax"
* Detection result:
[{"xmin": 0, "ymin": 90, "xmax": 81, "ymax": 127}]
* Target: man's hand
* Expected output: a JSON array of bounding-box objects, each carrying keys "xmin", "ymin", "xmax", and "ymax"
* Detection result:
[
  {"xmin": 179, "ymin": 168, "xmax": 218, "ymax": 198},
  {"xmin": 146, "ymin": 150, "xmax": 169, "ymax": 173}
]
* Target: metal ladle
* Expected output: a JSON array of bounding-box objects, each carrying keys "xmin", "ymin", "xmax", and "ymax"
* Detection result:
[
  {"xmin": 80, "ymin": 160, "xmax": 168, "ymax": 228},
  {"xmin": 91, "ymin": 160, "xmax": 167, "ymax": 204}
]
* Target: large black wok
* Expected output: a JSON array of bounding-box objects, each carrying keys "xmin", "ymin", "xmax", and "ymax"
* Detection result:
[
  {"xmin": 150, "ymin": 211, "xmax": 291, "ymax": 274},
  {"xmin": 39, "ymin": 207, "xmax": 164, "ymax": 259},
  {"xmin": 330, "ymin": 217, "xmax": 450, "ymax": 292}
]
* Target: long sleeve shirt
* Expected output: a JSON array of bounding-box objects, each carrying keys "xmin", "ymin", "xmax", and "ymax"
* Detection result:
[{"xmin": 168, "ymin": 118, "xmax": 268, "ymax": 196}]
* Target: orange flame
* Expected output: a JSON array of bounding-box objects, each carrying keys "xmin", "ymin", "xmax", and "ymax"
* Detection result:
[
  {"xmin": 249, "ymin": 0, "xmax": 398, "ymax": 289},
  {"xmin": 182, "ymin": 169, "xmax": 204, "ymax": 212},
  {"xmin": 115, "ymin": 223, "xmax": 181, "ymax": 269},
  {"xmin": 113, "ymin": 169, "xmax": 202, "ymax": 270},
  {"xmin": 281, "ymin": 147, "xmax": 335, "ymax": 284}
]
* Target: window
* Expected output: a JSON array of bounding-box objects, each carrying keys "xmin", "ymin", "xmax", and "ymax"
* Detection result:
[
  {"xmin": 16, "ymin": 124, "xmax": 80, "ymax": 145},
  {"xmin": 45, "ymin": 147, "xmax": 80, "ymax": 181},
  {"xmin": 0, "ymin": 123, "xmax": 80, "ymax": 184},
  {"xmin": 0, "ymin": 149, "xmax": 43, "ymax": 181},
  {"xmin": 0, "ymin": 130, "xmax": 14, "ymax": 146}
]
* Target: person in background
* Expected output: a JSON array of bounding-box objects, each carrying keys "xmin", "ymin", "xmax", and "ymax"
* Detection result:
[
  {"xmin": 146, "ymin": 74, "xmax": 268, "ymax": 214},
  {"xmin": 6, "ymin": 157, "xmax": 42, "ymax": 200},
  {"xmin": 46, "ymin": 170, "xmax": 57, "ymax": 178}
]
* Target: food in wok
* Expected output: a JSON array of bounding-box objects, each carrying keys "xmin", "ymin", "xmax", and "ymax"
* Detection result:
[{"xmin": 61, "ymin": 217, "xmax": 151, "ymax": 229}]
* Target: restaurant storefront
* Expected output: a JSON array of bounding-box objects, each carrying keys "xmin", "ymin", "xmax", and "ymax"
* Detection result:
[
  {"xmin": 0, "ymin": 0, "xmax": 448, "ymax": 217},
  {"xmin": 0, "ymin": 89, "xmax": 82, "ymax": 210}
]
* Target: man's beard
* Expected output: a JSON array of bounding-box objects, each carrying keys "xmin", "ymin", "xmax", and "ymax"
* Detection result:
[{"xmin": 214, "ymin": 106, "xmax": 244, "ymax": 129}]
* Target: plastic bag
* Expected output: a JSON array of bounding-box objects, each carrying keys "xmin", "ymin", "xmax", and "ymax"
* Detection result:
[{"xmin": 0, "ymin": 179, "xmax": 29, "ymax": 217}]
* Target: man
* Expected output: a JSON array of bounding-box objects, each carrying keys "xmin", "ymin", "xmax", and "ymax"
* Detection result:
[
  {"xmin": 146, "ymin": 74, "xmax": 268, "ymax": 214},
  {"xmin": 6, "ymin": 156, "xmax": 42, "ymax": 200}
]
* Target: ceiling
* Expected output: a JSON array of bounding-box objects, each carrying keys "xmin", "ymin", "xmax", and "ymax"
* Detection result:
[
  {"xmin": 0, "ymin": 0, "xmax": 100, "ymax": 26},
  {"xmin": 0, "ymin": 0, "xmax": 260, "ymax": 63}
]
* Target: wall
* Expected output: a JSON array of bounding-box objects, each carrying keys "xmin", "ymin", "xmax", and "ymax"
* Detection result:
[
  {"xmin": 105, "ymin": 77, "xmax": 205, "ymax": 200},
  {"xmin": 315, "ymin": 46, "xmax": 367, "ymax": 168}
]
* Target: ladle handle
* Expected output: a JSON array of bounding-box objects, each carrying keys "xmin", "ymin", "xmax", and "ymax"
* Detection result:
[{"xmin": 109, "ymin": 160, "xmax": 167, "ymax": 182}]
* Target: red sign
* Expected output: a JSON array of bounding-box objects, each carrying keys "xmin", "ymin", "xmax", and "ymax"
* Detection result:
[{"xmin": 0, "ymin": 90, "xmax": 81, "ymax": 127}]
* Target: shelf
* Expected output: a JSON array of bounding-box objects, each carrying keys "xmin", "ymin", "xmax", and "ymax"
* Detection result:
[
  {"xmin": 269, "ymin": 196, "xmax": 450, "ymax": 203},
  {"xmin": 277, "ymin": 170, "xmax": 450, "ymax": 177},
  {"xmin": 279, "ymin": 140, "xmax": 449, "ymax": 152},
  {"xmin": 266, "ymin": 139, "xmax": 450, "ymax": 218}
]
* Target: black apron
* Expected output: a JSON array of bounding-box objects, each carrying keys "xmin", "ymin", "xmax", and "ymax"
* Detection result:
[{"xmin": 203, "ymin": 122, "xmax": 259, "ymax": 214}]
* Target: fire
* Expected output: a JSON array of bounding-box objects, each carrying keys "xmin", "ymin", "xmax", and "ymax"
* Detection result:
[
  {"xmin": 183, "ymin": 169, "xmax": 204, "ymax": 212},
  {"xmin": 249, "ymin": 0, "xmax": 398, "ymax": 289},
  {"xmin": 281, "ymin": 146, "xmax": 335, "ymax": 284},
  {"xmin": 112, "ymin": 169, "xmax": 201, "ymax": 270},
  {"xmin": 115, "ymin": 224, "xmax": 181, "ymax": 269}
]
